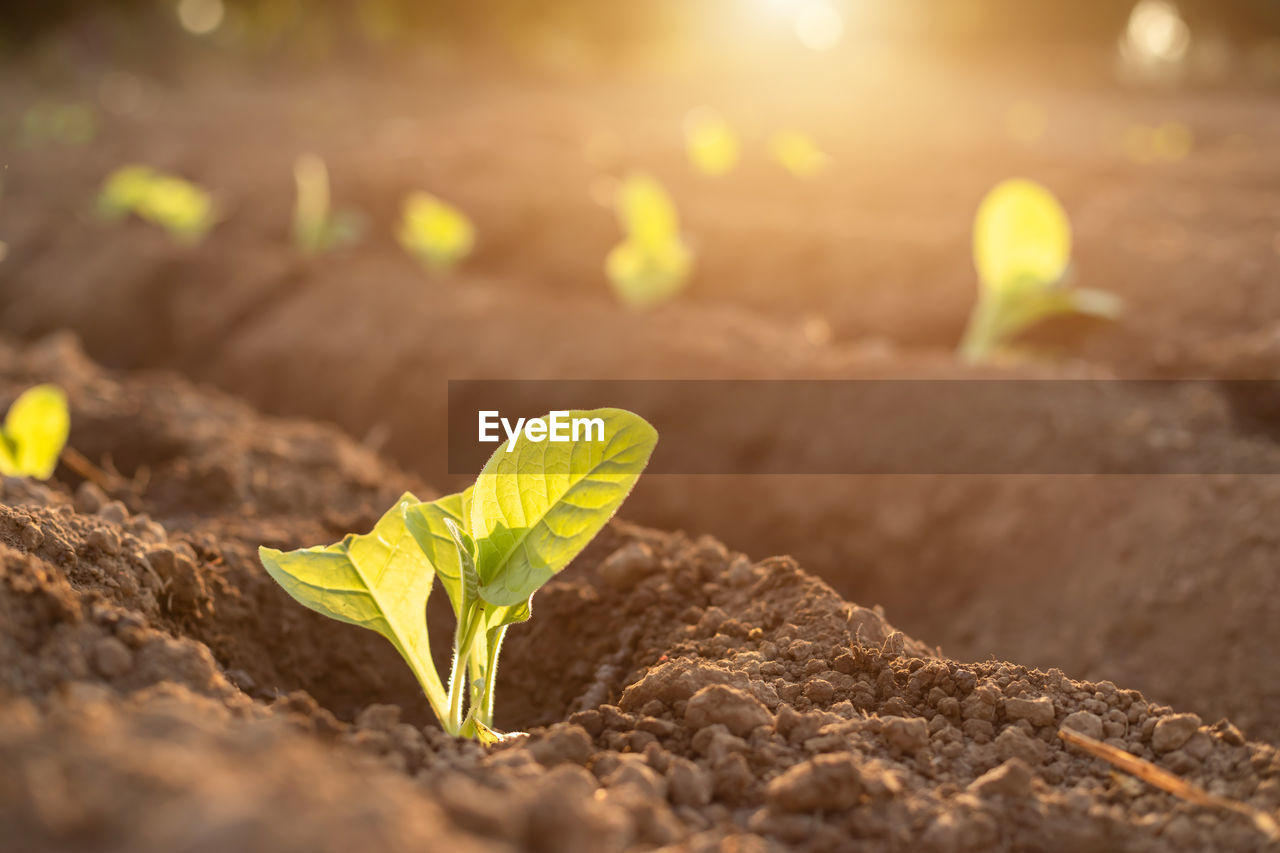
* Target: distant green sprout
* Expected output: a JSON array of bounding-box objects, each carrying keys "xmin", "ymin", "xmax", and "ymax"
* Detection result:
[
  {"xmin": 260, "ymin": 408, "xmax": 657, "ymax": 742},
  {"xmin": 293, "ymin": 154, "xmax": 364, "ymax": 255},
  {"xmin": 398, "ymin": 192, "xmax": 475, "ymax": 271},
  {"xmin": 684, "ymin": 107, "xmax": 739, "ymax": 177},
  {"xmin": 768, "ymin": 130, "xmax": 830, "ymax": 179},
  {"xmin": 960, "ymin": 179, "xmax": 1121, "ymax": 363},
  {"xmin": 98, "ymin": 166, "xmax": 217, "ymax": 243},
  {"xmin": 606, "ymin": 173, "xmax": 693, "ymax": 309},
  {"xmin": 19, "ymin": 102, "xmax": 96, "ymax": 147},
  {"xmin": 0, "ymin": 385, "xmax": 70, "ymax": 480}
]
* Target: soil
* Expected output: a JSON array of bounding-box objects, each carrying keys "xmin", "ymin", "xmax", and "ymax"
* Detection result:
[
  {"xmin": 4, "ymin": 42, "xmax": 1280, "ymax": 851},
  {"xmin": 6, "ymin": 54, "xmax": 1280, "ymax": 745},
  {"xmin": 2, "ymin": 334, "xmax": 1279, "ymax": 852}
]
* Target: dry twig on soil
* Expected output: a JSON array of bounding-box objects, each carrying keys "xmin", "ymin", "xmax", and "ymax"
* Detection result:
[{"xmin": 1058, "ymin": 727, "xmax": 1280, "ymax": 842}]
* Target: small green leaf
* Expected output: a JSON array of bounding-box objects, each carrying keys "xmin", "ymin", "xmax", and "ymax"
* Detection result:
[
  {"xmin": 403, "ymin": 490, "xmax": 467, "ymax": 613},
  {"xmin": 468, "ymin": 408, "xmax": 658, "ymax": 607},
  {"xmin": 98, "ymin": 165, "xmax": 158, "ymax": 220},
  {"xmin": 973, "ymin": 178, "xmax": 1071, "ymax": 296},
  {"xmin": 962, "ymin": 179, "xmax": 1120, "ymax": 362},
  {"xmin": 606, "ymin": 174, "xmax": 692, "ymax": 309},
  {"xmin": 258, "ymin": 492, "xmax": 448, "ymax": 718},
  {"xmin": 0, "ymin": 384, "xmax": 70, "ymax": 480},
  {"xmin": 684, "ymin": 107, "xmax": 739, "ymax": 177},
  {"xmin": 293, "ymin": 154, "xmax": 364, "ymax": 255},
  {"xmin": 97, "ymin": 165, "xmax": 217, "ymax": 243},
  {"xmin": 398, "ymin": 192, "xmax": 475, "ymax": 271}
]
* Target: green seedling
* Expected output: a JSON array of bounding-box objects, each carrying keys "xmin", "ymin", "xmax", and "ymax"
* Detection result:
[
  {"xmin": 260, "ymin": 408, "xmax": 657, "ymax": 740},
  {"xmin": 0, "ymin": 385, "xmax": 70, "ymax": 480},
  {"xmin": 960, "ymin": 178, "xmax": 1121, "ymax": 363},
  {"xmin": 769, "ymin": 130, "xmax": 829, "ymax": 178},
  {"xmin": 684, "ymin": 107, "xmax": 739, "ymax": 177},
  {"xmin": 98, "ymin": 165, "xmax": 217, "ymax": 243},
  {"xmin": 606, "ymin": 173, "xmax": 693, "ymax": 309},
  {"xmin": 293, "ymin": 154, "xmax": 364, "ymax": 255},
  {"xmin": 398, "ymin": 192, "xmax": 475, "ymax": 271}
]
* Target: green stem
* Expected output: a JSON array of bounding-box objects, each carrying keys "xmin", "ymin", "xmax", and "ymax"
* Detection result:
[
  {"xmin": 446, "ymin": 602, "xmax": 483, "ymax": 734},
  {"xmin": 476, "ymin": 624, "xmax": 508, "ymax": 729}
]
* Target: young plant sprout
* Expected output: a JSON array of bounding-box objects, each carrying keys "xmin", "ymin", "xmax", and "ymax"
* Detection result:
[
  {"xmin": 960, "ymin": 178, "xmax": 1121, "ymax": 363},
  {"xmin": 768, "ymin": 130, "xmax": 829, "ymax": 179},
  {"xmin": 259, "ymin": 408, "xmax": 657, "ymax": 742},
  {"xmin": 397, "ymin": 192, "xmax": 475, "ymax": 271},
  {"xmin": 292, "ymin": 154, "xmax": 364, "ymax": 255},
  {"xmin": 684, "ymin": 107, "xmax": 739, "ymax": 177},
  {"xmin": 606, "ymin": 173, "xmax": 693, "ymax": 309},
  {"xmin": 0, "ymin": 384, "xmax": 70, "ymax": 480},
  {"xmin": 98, "ymin": 165, "xmax": 217, "ymax": 243}
]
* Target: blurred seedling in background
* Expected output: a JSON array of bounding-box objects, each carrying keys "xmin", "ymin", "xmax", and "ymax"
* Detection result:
[
  {"xmin": 684, "ymin": 107, "xmax": 739, "ymax": 177},
  {"xmin": 398, "ymin": 192, "xmax": 475, "ymax": 271},
  {"xmin": 0, "ymin": 385, "xmax": 70, "ymax": 480},
  {"xmin": 606, "ymin": 173, "xmax": 693, "ymax": 309},
  {"xmin": 960, "ymin": 178, "xmax": 1121, "ymax": 363},
  {"xmin": 98, "ymin": 165, "xmax": 218, "ymax": 243},
  {"xmin": 769, "ymin": 130, "xmax": 830, "ymax": 178},
  {"xmin": 293, "ymin": 154, "xmax": 365, "ymax": 255},
  {"xmin": 16, "ymin": 102, "xmax": 96, "ymax": 147},
  {"xmin": 260, "ymin": 408, "xmax": 657, "ymax": 741}
]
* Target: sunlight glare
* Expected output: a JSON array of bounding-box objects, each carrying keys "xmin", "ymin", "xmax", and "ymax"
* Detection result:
[
  {"xmin": 177, "ymin": 0, "xmax": 225, "ymax": 36},
  {"xmin": 794, "ymin": 1, "xmax": 845, "ymax": 53},
  {"xmin": 1124, "ymin": 0, "xmax": 1190, "ymax": 67}
]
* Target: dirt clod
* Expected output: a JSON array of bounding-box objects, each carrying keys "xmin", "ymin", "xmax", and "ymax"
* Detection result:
[
  {"xmin": 684, "ymin": 685, "xmax": 773, "ymax": 737},
  {"xmin": 1153, "ymin": 713, "xmax": 1203, "ymax": 753}
]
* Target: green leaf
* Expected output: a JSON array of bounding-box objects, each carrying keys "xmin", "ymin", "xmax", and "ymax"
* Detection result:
[
  {"xmin": 398, "ymin": 192, "xmax": 475, "ymax": 270},
  {"xmin": 258, "ymin": 492, "xmax": 448, "ymax": 717},
  {"xmin": 468, "ymin": 408, "xmax": 658, "ymax": 607},
  {"xmin": 962, "ymin": 179, "xmax": 1120, "ymax": 362},
  {"xmin": 403, "ymin": 490, "xmax": 467, "ymax": 614},
  {"xmin": 404, "ymin": 490, "xmax": 532, "ymax": 632},
  {"xmin": 97, "ymin": 165, "xmax": 217, "ymax": 243},
  {"xmin": 606, "ymin": 173, "xmax": 692, "ymax": 309},
  {"xmin": 973, "ymin": 178, "xmax": 1071, "ymax": 296},
  {"xmin": 0, "ymin": 384, "xmax": 70, "ymax": 480}
]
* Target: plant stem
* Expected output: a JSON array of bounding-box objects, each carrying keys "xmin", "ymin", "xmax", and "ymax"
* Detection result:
[
  {"xmin": 476, "ymin": 624, "xmax": 508, "ymax": 729},
  {"xmin": 446, "ymin": 602, "xmax": 483, "ymax": 734}
]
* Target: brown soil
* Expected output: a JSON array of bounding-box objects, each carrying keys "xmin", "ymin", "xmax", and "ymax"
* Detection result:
[
  {"xmin": 5, "ymin": 55, "xmax": 1280, "ymax": 747},
  {"xmin": 5, "ymin": 43, "xmax": 1280, "ymax": 850},
  {"xmin": 2, "ymin": 335, "xmax": 1280, "ymax": 852}
]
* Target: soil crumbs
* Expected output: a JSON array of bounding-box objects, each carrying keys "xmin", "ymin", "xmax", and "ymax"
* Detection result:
[{"xmin": 1, "ymin": 335, "xmax": 1278, "ymax": 853}]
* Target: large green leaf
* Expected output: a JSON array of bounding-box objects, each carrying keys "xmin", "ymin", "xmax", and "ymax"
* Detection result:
[
  {"xmin": 0, "ymin": 384, "xmax": 70, "ymax": 480},
  {"xmin": 259, "ymin": 492, "xmax": 447, "ymax": 716},
  {"xmin": 403, "ymin": 488, "xmax": 531, "ymax": 631},
  {"xmin": 468, "ymin": 408, "xmax": 658, "ymax": 607}
]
